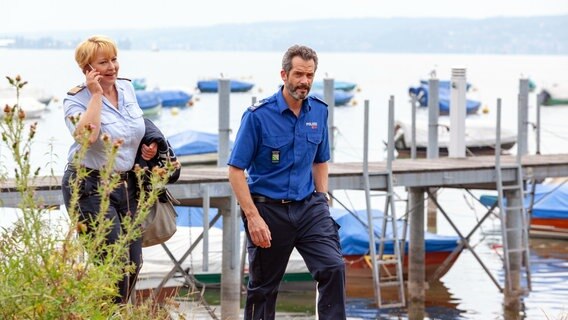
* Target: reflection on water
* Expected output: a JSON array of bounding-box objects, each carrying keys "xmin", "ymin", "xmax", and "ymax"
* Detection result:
[
  {"xmin": 346, "ymin": 279, "xmax": 465, "ymax": 319},
  {"xmin": 341, "ymin": 237, "xmax": 568, "ymax": 319},
  {"xmin": 524, "ymin": 238, "xmax": 568, "ymax": 320}
]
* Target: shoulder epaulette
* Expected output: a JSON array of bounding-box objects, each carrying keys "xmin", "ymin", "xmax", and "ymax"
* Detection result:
[
  {"xmin": 308, "ymin": 95, "xmax": 329, "ymax": 107},
  {"xmin": 248, "ymin": 99, "xmax": 269, "ymax": 111},
  {"xmin": 67, "ymin": 84, "xmax": 86, "ymax": 96},
  {"xmin": 117, "ymin": 77, "xmax": 131, "ymax": 81}
]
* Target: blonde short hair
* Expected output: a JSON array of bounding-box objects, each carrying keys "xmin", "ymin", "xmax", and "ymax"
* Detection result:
[{"xmin": 74, "ymin": 35, "xmax": 118, "ymax": 71}]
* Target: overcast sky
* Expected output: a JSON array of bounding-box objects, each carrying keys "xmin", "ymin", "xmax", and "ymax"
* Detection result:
[{"xmin": 2, "ymin": 0, "xmax": 568, "ymax": 33}]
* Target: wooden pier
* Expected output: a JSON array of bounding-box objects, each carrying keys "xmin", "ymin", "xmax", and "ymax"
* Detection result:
[
  {"xmin": 2, "ymin": 76, "xmax": 567, "ymax": 318},
  {"xmin": 2, "ymin": 153, "xmax": 568, "ymax": 318}
]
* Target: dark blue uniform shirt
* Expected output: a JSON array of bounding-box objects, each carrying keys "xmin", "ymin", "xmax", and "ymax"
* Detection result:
[{"xmin": 228, "ymin": 88, "xmax": 330, "ymax": 201}]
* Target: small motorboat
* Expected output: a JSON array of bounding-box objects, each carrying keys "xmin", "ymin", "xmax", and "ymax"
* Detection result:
[
  {"xmin": 540, "ymin": 83, "xmax": 568, "ymax": 106},
  {"xmin": 135, "ymin": 90, "xmax": 162, "ymax": 117},
  {"xmin": 409, "ymin": 80, "xmax": 481, "ymax": 115},
  {"xmin": 0, "ymin": 96, "xmax": 47, "ymax": 119},
  {"xmin": 197, "ymin": 79, "xmax": 254, "ymax": 93},
  {"xmin": 480, "ymin": 182, "xmax": 568, "ymax": 239},
  {"xmin": 132, "ymin": 78, "xmax": 147, "ymax": 91},
  {"xmin": 393, "ymin": 118, "xmax": 517, "ymax": 158},
  {"xmin": 167, "ymin": 130, "xmax": 221, "ymax": 165},
  {"xmin": 331, "ymin": 208, "xmax": 462, "ymax": 296},
  {"xmin": 154, "ymin": 90, "xmax": 193, "ymax": 108},
  {"xmin": 312, "ymin": 80, "xmax": 357, "ymax": 92},
  {"xmin": 309, "ymin": 89, "xmax": 354, "ymax": 106}
]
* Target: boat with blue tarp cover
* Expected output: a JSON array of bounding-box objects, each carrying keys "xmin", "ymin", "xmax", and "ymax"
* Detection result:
[
  {"xmin": 135, "ymin": 90, "xmax": 162, "ymax": 116},
  {"xmin": 409, "ymin": 80, "xmax": 481, "ymax": 115},
  {"xmin": 155, "ymin": 90, "xmax": 192, "ymax": 108},
  {"xmin": 309, "ymin": 90, "xmax": 354, "ymax": 106},
  {"xmin": 331, "ymin": 208, "xmax": 462, "ymax": 292},
  {"xmin": 312, "ymin": 80, "xmax": 357, "ymax": 92},
  {"xmin": 197, "ymin": 79, "xmax": 254, "ymax": 93},
  {"xmin": 167, "ymin": 130, "xmax": 228, "ymax": 165},
  {"xmin": 480, "ymin": 182, "xmax": 568, "ymax": 239}
]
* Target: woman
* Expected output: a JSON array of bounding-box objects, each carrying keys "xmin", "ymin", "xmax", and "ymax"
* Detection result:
[{"xmin": 61, "ymin": 35, "xmax": 157, "ymax": 303}]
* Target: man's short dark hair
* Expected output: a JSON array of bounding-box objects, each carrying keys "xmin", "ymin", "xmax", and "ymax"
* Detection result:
[{"xmin": 282, "ymin": 45, "xmax": 318, "ymax": 73}]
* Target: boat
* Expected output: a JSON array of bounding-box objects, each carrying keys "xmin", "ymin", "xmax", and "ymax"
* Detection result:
[
  {"xmin": 167, "ymin": 130, "xmax": 221, "ymax": 165},
  {"xmin": 1, "ymin": 86, "xmax": 54, "ymax": 107},
  {"xmin": 309, "ymin": 90, "xmax": 354, "ymax": 106},
  {"xmin": 197, "ymin": 79, "xmax": 254, "ymax": 93},
  {"xmin": 132, "ymin": 78, "xmax": 147, "ymax": 91},
  {"xmin": 409, "ymin": 80, "xmax": 481, "ymax": 115},
  {"xmin": 0, "ymin": 96, "xmax": 47, "ymax": 119},
  {"xmin": 540, "ymin": 83, "xmax": 568, "ymax": 106},
  {"xmin": 155, "ymin": 90, "xmax": 193, "ymax": 108},
  {"xmin": 331, "ymin": 208, "xmax": 462, "ymax": 296},
  {"xmin": 393, "ymin": 118, "xmax": 517, "ymax": 158},
  {"xmin": 312, "ymin": 80, "xmax": 357, "ymax": 92},
  {"xmin": 135, "ymin": 90, "xmax": 162, "ymax": 117},
  {"xmin": 479, "ymin": 182, "xmax": 568, "ymax": 239}
]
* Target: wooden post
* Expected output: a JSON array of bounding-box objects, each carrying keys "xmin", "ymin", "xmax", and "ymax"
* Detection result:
[
  {"xmin": 323, "ymin": 78, "xmax": 335, "ymax": 162},
  {"xmin": 449, "ymin": 68, "xmax": 466, "ymax": 158},
  {"xmin": 218, "ymin": 78, "xmax": 231, "ymax": 167},
  {"xmin": 427, "ymin": 78, "xmax": 440, "ymax": 233},
  {"xmin": 220, "ymin": 196, "xmax": 240, "ymax": 319},
  {"xmin": 408, "ymin": 187, "xmax": 425, "ymax": 319}
]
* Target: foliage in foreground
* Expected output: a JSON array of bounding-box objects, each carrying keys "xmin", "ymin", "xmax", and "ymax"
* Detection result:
[{"xmin": 0, "ymin": 75, "xmax": 177, "ymax": 319}]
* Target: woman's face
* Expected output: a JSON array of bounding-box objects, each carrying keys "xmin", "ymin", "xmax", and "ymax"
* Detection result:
[{"xmin": 89, "ymin": 50, "xmax": 119, "ymax": 85}]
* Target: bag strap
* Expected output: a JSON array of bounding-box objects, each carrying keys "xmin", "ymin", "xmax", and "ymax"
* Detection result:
[{"xmin": 164, "ymin": 188, "xmax": 181, "ymax": 205}]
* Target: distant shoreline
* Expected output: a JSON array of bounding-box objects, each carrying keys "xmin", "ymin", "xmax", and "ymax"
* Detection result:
[{"xmin": 1, "ymin": 16, "xmax": 567, "ymax": 55}]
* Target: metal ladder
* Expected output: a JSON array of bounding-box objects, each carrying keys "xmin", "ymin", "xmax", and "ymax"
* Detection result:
[
  {"xmin": 495, "ymin": 99, "xmax": 532, "ymax": 295},
  {"xmin": 362, "ymin": 98, "xmax": 405, "ymax": 308}
]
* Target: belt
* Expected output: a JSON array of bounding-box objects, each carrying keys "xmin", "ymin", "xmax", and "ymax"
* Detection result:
[
  {"xmin": 67, "ymin": 165, "xmax": 132, "ymax": 181},
  {"xmin": 251, "ymin": 195, "xmax": 300, "ymax": 205}
]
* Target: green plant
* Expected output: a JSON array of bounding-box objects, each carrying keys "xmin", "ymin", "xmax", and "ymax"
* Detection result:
[{"xmin": 0, "ymin": 75, "xmax": 176, "ymax": 319}]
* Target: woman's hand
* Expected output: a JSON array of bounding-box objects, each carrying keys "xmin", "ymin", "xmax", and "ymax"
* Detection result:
[
  {"xmin": 141, "ymin": 142, "xmax": 158, "ymax": 160},
  {"xmin": 85, "ymin": 67, "xmax": 103, "ymax": 95}
]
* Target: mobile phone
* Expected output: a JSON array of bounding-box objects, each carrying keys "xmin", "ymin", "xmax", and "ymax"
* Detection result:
[{"xmin": 84, "ymin": 64, "xmax": 95, "ymax": 75}]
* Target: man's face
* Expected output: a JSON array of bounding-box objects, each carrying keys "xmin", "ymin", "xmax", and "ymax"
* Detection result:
[{"xmin": 281, "ymin": 56, "xmax": 316, "ymax": 101}]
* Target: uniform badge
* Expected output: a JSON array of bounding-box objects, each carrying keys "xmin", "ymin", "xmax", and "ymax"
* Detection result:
[{"xmin": 271, "ymin": 150, "xmax": 280, "ymax": 164}]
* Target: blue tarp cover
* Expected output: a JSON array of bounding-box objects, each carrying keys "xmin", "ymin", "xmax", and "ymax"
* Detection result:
[
  {"xmin": 168, "ymin": 130, "xmax": 219, "ymax": 156},
  {"xmin": 330, "ymin": 208, "xmax": 460, "ymax": 255},
  {"xmin": 409, "ymin": 80, "xmax": 480, "ymax": 114},
  {"xmin": 155, "ymin": 90, "xmax": 192, "ymax": 107},
  {"xmin": 135, "ymin": 90, "xmax": 161, "ymax": 109},
  {"xmin": 480, "ymin": 183, "xmax": 568, "ymax": 220}
]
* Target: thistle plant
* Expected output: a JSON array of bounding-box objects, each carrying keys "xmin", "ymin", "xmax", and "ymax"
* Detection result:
[{"xmin": 0, "ymin": 75, "xmax": 177, "ymax": 319}]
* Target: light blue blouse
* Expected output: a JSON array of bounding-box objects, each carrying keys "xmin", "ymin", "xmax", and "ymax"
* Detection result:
[{"xmin": 63, "ymin": 79, "xmax": 145, "ymax": 172}]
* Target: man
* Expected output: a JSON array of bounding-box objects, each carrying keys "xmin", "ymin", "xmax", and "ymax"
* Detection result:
[{"xmin": 228, "ymin": 45, "xmax": 346, "ymax": 320}]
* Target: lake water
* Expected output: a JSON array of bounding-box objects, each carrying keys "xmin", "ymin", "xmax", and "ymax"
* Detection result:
[{"xmin": 1, "ymin": 49, "xmax": 568, "ymax": 319}]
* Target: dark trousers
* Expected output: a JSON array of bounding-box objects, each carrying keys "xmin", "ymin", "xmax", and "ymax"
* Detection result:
[
  {"xmin": 243, "ymin": 192, "xmax": 346, "ymax": 320},
  {"xmin": 61, "ymin": 168, "xmax": 142, "ymax": 303}
]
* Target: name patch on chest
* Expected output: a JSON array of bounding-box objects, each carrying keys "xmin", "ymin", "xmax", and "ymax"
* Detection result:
[{"xmin": 305, "ymin": 121, "xmax": 318, "ymax": 129}]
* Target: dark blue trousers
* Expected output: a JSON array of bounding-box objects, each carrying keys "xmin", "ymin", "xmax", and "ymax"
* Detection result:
[
  {"xmin": 243, "ymin": 192, "xmax": 346, "ymax": 320},
  {"xmin": 61, "ymin": 168, "xmax": 142, "ymax": 304}
]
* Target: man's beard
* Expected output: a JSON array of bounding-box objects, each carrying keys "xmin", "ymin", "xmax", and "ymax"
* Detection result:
[{"xmin": 286, "ymin": 82, "xmax": 311, "ymax": 100}]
